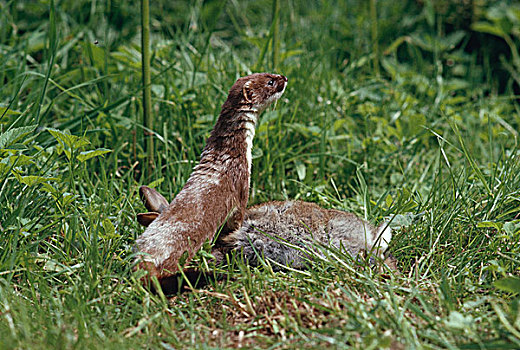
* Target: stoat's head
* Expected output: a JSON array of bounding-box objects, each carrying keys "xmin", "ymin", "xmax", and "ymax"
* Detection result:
[{"xmin": 222, "ymin": 73, "xmax": 288, "ymax": 114}]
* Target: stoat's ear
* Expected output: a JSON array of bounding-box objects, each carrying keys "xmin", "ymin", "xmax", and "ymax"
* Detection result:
[
  {"xmin": 242, "ymin": 81, "xmax": 252, "ymax": 103},
  {"xmin": 139, "ymin": 186, "xmax": 169, "ymax": 213},
  {"xmin": 137, "ymin": 212, "xmax": 159, "ymax": 227}
]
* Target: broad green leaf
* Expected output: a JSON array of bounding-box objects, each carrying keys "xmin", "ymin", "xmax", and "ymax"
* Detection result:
[
  {"xmin": 409, "ymin": 33, "xmax": 434, "ymax": 51},
  {"xmin": 1, "ymin": 154, "xmax": 34, "ymax": 167},
  {"xmin": 147, "ymin": 178, "xmax": 165, "ymax": 188},
  {"xmin": 251, "ymin": 146, "xmax": 263, "ymax": 160},
  {"xmin": 494, "ymin": 277, "xmax": 520, "ymax": 294},
  {"xmin": 63, "ymin": 148, "xmax": 72, "ymax": 161},
  {"xmin": 444, "ymin": 78, "xmax": 471, "ymax": 91},
  {"xmin": 387, "ymin": 213, "xmax": 415, "ymax": 228},
  {"xmin": 0, "ymin": 125, "xmax": 38, "ymax": 150},
  {"xmin": 111, "ymin": 47, "xmax": 141, "ymax": 69},
  {"xmin": 77, "ymin": 148, "xmax": 112, "ymax": 162},
  {"xmin": 82, "ymin": 41, "xmax": 107, "ymax": 71},
  {"xmin": 439, "ymin": 31, "xmax": 466, "ymax": 51},
  {"xmin": 26, "ymin": 30, "xmax": 46, "ymax": 53},
  {"xmin": 503, "ymin": 221, "xmax": 520, "ymax": 236},
  {"xmin": 294, "ymin": 160, "xmax": 306, "ymax": 181},
  {"xmin": 151, "ymin": 84, "xmax": 165, "ymax": 98},
  {"xmin": 102, "ymin": 219, "xmax": 117, "ymax": 239},
  {"xmin": 407, "ymin": 113, "xmax": 426, "ymax": 136},
  {"xmin": 385, "ymin": 194, "xmax": 393, "ymax": 208},
  {"xmin": 477, "ymin": 221, "xmax": 503, "ymax": 231},
  {"xmin": 333, "ymin": 118, "xmax": 349, "ymax": 132},
  {"xmin": 286, "ymin": 123, "xmax": 322, "ymax": 137},
  {"xmin": 47, "ymin": 128, "xmax": 90, "ymax": 153},
  {"xmin": 13, "ymin": 173, "xmax": 58, "ymax": 186},
  {"xmin": 0, "ymin": 106, "xmax": 22, "ymax": 117},
  {"xmin": 0, "ymin": 154, "xmax": 34, "ymax": 175},
  {"xmin": 445, "ymin": 311, "xmax": 473, "ymax": 330},
  {"xmin": 471, "ymin": 22, "xmax": 505, "ymax": 37},
  {"xmin": 43, "ymin": 258, "xmax": 61, "ymax": 272},
  {"xmin": 258, "ymin": 110, "xmax": 281, "ymax": 126}
]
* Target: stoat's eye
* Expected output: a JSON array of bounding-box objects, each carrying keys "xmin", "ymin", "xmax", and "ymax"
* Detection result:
[{"xmin": 267, "ymin": 80, "xmax": 275, "ymax": 86}]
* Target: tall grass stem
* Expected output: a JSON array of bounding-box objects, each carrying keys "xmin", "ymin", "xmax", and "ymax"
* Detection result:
[
  {"xmin": 272, "ymin": 0, "xmax": 280, "ymax": 70},
  {"xmin": 36, "ymin": 0, "xmax": 57, "ymax": 124},
  {"xmin": 141, "ymin": 0, "xmax": 154, "ymax": 177},
  {"xmin": 369, "ymin": 0, "xmax": 380, "ymax": 77}
]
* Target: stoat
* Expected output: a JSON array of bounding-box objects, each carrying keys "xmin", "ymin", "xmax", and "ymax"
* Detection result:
[
  {"xmin": 138, "ymin": 188, "xmax": 392, "ymax": 272},
  {"xmin": 135, "ymin": 73, "xmax": 288, "ymax": 286}
]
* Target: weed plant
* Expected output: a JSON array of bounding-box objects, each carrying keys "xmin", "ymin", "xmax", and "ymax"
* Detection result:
[{"xmin": 1, "ymin": 0, "xmax": 519, "ymax": 348}]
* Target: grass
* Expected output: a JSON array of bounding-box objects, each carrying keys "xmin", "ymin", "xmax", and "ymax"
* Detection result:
[{"xmin": 1, "ymin": 0, "xmax": 520, "ymax": 348}]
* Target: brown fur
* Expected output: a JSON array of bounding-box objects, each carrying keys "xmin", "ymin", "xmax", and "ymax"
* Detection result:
[
  {"xmin": 137, "ymin": 188, "xmax": 393, "ymax": 293},
  {"xmin": 134, "ymin": 73, "xmax": 287, "ymax": 287}
]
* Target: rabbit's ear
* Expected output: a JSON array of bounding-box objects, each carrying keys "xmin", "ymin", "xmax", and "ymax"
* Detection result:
[
  {"xmin": 139, "ymin": 186, "xmax": 169, "ymax": 213},
  {"xmin": 137, "ymin": 212, "xmax": 160, "ymax": 227}
]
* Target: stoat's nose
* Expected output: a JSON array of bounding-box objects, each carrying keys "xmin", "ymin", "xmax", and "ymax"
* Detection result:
[{"xmin": 277, "ymin": 75, "xmax": 287, "ymax": 92}]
